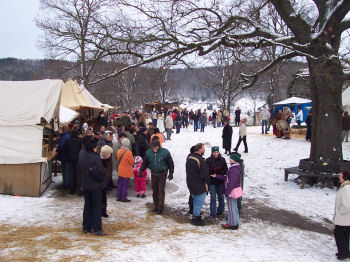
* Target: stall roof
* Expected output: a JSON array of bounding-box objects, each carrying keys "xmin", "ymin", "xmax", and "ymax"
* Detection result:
[
  {"xmin": 59, "ymin": 106, "xmax": 80, "ymax": 124},
  {"xmin": 61, "ymin": 79, "xmax": 102, "ymax": 110},
  {"xmin": 80, "ymin": 85, "xmax": 113, "ymax": 109},
  {"xmin": 0, "ymin": 79, "xmax": 64, "ymax": 126},
  {"xmin": 273, "ymin": 97, "xmax": 311, "ymax": 106}
]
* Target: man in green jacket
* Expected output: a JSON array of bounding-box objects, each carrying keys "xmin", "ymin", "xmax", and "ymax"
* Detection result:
[{"xmin": 139, "ymin": 140, "xmax": 174, "ymax": 214}]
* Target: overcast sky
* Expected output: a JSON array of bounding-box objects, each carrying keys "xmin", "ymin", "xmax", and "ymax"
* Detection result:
[{"xmin": 0, "ymin": 0, "xmax": 43, "ymax": 59}]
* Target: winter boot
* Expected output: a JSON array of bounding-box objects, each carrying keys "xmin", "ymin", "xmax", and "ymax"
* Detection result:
[{"xmin": 191, "ymin": 216, "xmax": 204, "ymax": 226}]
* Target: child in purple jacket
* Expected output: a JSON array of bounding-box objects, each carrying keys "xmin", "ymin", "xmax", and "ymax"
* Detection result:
[{"xmin": 222, "ymin": 154, "xmax": 242, "ymax": 230}]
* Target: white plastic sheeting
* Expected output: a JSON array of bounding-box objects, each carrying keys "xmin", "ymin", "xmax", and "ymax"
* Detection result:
[
  {"xmin": 0, "ymin": 79, "xmax": 64, "ymax": 126},
  {"xmin": 273, "ymin": 97, "xmax": 311, "ymax": 105},
  {"xmin": 59, "ymin": 106, "xmax": 79, "ymax": 124},
  {"xmin": 80, "ymin": 85, "xmax": 113, "ymax": 109},
  {"xmin": 0, "ymin": 125, "xmax": 45, "ymax": 164}
]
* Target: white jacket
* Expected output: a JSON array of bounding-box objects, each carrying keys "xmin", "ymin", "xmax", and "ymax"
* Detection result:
[
  {"xmin": 165, "ymin": 115, "xmax": 173, "ymax": 129},
  {"xmin": 334, "ymin": 181, "xmax": 350, "ymax": 226},
  {"xmin": 260, "ymin": 109, "xmax": 271, "ymax": 121},
  {"xmin": 239, "ymin": 123, "xmax": 247, "ymax": 138}
]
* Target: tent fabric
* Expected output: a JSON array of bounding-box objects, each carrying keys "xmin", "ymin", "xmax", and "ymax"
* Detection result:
[
  {"xmin": 0, "ymin": 125, "xmax": 45, "ymax": 164},
  {"xmin": 59, "ymin": 106, "xmax": 80, "ymax": 124},
  {"xmin": 80, "ymin": 85, "xmax": 113, "ymax": 109},
  {"xmin": 0, "ymin": 79, "xmax": 64, "ymax": 126},
  {"xmin": 60, "ymin": 79, "xmax": 96, "ymax": 110},
  {"xmin": 273, "ymin": 97, "xmax": 311, "ymax": 105}
]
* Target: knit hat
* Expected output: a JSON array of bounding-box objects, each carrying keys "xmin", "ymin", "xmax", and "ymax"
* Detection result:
[
  {"xmin": 135, "ymin": 156, "xmax": 143, "ymax": 164},
  {"xmin": 211, "ymin": 146, "xmax": 219, "ymax": 153},
  {"xmin": 121, "ymin": 138, "xmax": 130, "ymax": 148},
  {"xmin": 230, "ymin": 153, "xmax": 241, "ymax": 162}
]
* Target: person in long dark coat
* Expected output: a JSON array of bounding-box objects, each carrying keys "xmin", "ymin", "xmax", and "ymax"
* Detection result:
[{"xmin": 222, "ymin": 120, "xmax": 233, "ymax": 155}]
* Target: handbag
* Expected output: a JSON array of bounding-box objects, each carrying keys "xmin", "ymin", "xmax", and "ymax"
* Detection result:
[{"xmin": 230, "ymin": 186, "xmax": 243, "ymax": 199}]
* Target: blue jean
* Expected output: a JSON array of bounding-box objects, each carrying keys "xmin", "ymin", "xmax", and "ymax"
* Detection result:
[
  {"xmin": 261, "ymin": 120, "xmax": 268, "ymax": 134},
  {"xmin": 153, "ymin": 119, "xmax": 158, "ymax": 127},
  {"xmin": 61, "ymin": 161, "xmax": 69, "ymax": 188},
  {"xmin": 226, "ymin": 197, "xmax": 239, "ymax": 226},
  {"xmin": 194, "ymin": 121, "xmax": 199, "ymax": 131},
  {"xmin": 213, "ymin": 118, "xmax": 217, "ymax": 128},
  {"xmin": 209, "ymin": 184, "xmax": 225, "ymax": 216},
  {"xmin": 200, "ymin": 123, "xmax": 205, "ymax": 132},
  {"xmin": 191, "ymin": 192, "xmax": 206, "ymax": 216}
]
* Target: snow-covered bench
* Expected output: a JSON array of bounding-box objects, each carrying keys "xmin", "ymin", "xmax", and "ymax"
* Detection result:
[{"xmin": 284, "ymin": 167, "xmax": 338, "ymax": 189}]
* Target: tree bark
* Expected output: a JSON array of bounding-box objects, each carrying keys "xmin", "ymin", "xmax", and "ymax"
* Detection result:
[{"xmin": 307, "ymin": 57, "xmax": 344, "ymax": 164}]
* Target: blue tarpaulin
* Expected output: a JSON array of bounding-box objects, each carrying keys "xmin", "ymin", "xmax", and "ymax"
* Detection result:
[{"xmin": 273, "ymin": 97, "xmax": 312, "ymax": 122}]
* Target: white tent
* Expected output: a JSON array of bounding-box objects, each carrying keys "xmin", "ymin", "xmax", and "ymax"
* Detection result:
[
  {"xmin": 343, "ymin": 87, "xmax": 350, "ymax": 112},
  {"xmin": 59, "ymin": 106, "xmax": 80, "ymax": 124},
  {"xmin": 0, "ymin": 79, "xmax": 64, "ymax": 164},
  {"xmin": 273, "ymin": 97, "xmax": 311, "ymax": 105},
  {"xmin": 80, "ymin": 85, "xmax": 113, "ymax": 109}
]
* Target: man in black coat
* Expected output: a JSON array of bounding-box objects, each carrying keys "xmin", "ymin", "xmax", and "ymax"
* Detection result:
[
  {"xmin": 79, "ymin": 140, "xmax": 106, "ymax": 236},
  {"xmin": 222, "ymin": 120, "xmax": 233, "ymax": 154},
  {"xmin": 186, "ymin": 143, "xmax": 210, "ymax": 226},
  {"xmin": 305, "ymin": 109, "xmax": 312, "ymax": 141},
  {"xmin": 235, "ymin": 107, "xmax": 241, "ymax": 126},
  {"xmin": 136, "ymin": 128, "xmax": 150, "ymax": 158},
  {"xmin": 63, "ymin": 128, "xmax": 83, "ymax": 194},
  {"xmin": 206, "ymin": 146, "xmax": 228, "ymax": 217}
]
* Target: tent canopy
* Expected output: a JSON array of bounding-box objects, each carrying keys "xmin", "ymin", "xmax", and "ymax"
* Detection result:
[
  {"xmin": 0, "ymin": 79, "xmax": 63, "ymax": 126},
  {"xmin": 61, "ymin": 79, "xmax": 101, "ymax": 110},
  {"xmin": 59, "ymin": 106, "xmax": 80, "ymax": 124},
  {"xmin": 273, "ymin": 96, "xmax": 312, "ymax": 123},
  {"xmin": 80, "ymin": 85, "xmax": 113, "ymax": 109},
  {"xmin": 0, "ymin": 79, "xmax": 64, "ymax": 164},
  {"xmin": 273, "ymin": 97, "xmax": 311, "ymax": 105}
]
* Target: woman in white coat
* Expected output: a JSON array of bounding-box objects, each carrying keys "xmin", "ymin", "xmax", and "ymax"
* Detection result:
[
  {"xmin": 157, "ymin": 113, "xmax": 165, "ymax": 133},
  {"xmin": 233, "ymin": 118, "xmax": 248, "ymax": 153},
  {"xmin": 334, "ymin": 170, "xmax": 350, "ymax": 260}
]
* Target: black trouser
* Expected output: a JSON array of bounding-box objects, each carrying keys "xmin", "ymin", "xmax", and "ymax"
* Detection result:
[
  {"xmin": 235, "ymin": 117, "xmax": 240, "ymax": 126},
  {"xmin": 101, "ymin": 188, "xmax": 108, "ymax": 216},
  {"xmin": 306, "ymin": 127, "xmax": 312, "ymax": 140},
  {"xmin": 188, "ymin": 194, "xmax": 193, "ymax": 214},
  {"xmin": 68, "ymin": 161, "xmax": 80, "ymax": 194},
  {"xmin": 151, "ymin": 172, "xmax": 167, "ymax": 210},
  {"xmin": 334, "ymin": 225, "xmax": 350, "ymax": 257},
  {"xmin": 235, "ymin": 136, "xmax": 248, "ymax": 152},
  {"xmin": 83, "ymin": 188, "xmax": 103, "ymax": 233}
]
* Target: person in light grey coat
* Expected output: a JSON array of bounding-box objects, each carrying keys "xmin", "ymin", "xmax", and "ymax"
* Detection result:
[
  {"xmin": 234, "ymin": 118, "xmax": 248, "ymax": 153},
  {"xmin": 334, "ymin": 170, "xmax": 350, "ymax": 260},
  {"xmin": 260, "ymin": 108, "xmax": 271, "ymax": 134},
  {"xmin": 165, "ymin": 113, "xmax": 173, "ymax": 140}
]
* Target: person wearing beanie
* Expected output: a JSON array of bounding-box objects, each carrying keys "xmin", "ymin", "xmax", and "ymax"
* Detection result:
[
  {"xmin": 133, "ymin": 156, "xmax": 148, "ymax": 198},
  {"xmin": 221, "ymin": 153, "xmax": 242, "ymax": 230},
  {"xmin": 206, "ymin": 146, "xmax": 228, "ymax": 217},
  {"xmin": 116, "ymin": 138, "xmax": 134, "ymax": 202},
  {"xmin": 139, "ymin": 140, "xmax": 174, "ymax": 214},
  {"xmin": 100, "ymin": 145, "xmax": 113, "ymax": 217}
]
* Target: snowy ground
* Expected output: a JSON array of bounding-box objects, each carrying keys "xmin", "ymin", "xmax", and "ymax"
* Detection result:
[{"xmin": 0, "ymin": 125, "xmax": 349, "ymax": 262}]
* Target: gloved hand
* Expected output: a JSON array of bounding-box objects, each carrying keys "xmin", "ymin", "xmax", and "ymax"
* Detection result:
[{"xmin": 168, "ymin": 173, "xmax": 173, "ymax": 181}]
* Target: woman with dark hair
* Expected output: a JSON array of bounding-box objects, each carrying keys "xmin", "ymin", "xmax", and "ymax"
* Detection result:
[{"xmin": 334, "ymin": 170, "xmax": 350, "ymax": 260}]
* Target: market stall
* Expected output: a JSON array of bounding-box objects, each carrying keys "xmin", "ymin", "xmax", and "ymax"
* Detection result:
[{"xmin": 0, "ymin": 79, "xmax": 64, "ymax": 196}]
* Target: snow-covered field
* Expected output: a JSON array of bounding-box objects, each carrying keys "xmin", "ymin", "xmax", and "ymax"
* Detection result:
[{"xmin": 0, "ymin": 125, "xmax": 349, "ymax": 262}]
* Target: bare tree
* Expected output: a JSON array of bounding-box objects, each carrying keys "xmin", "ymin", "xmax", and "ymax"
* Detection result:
[
  {"xmin": 90, "ymin": 0, "xmax": 350, "ymax": 167},
  {"xmin": 36, "ymin": 0, "xmax": 113, "ymax": 88}
]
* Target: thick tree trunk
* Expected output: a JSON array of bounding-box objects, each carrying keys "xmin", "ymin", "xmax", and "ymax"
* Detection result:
[{"xmin": 307, "ymin": 57, "xmax": 344, "ymax": 165}]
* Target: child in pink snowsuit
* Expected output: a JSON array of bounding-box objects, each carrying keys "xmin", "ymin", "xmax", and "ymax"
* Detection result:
[{"xmin": 134, "ymin": 156, "xmax": 147, "ymax": 198}]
